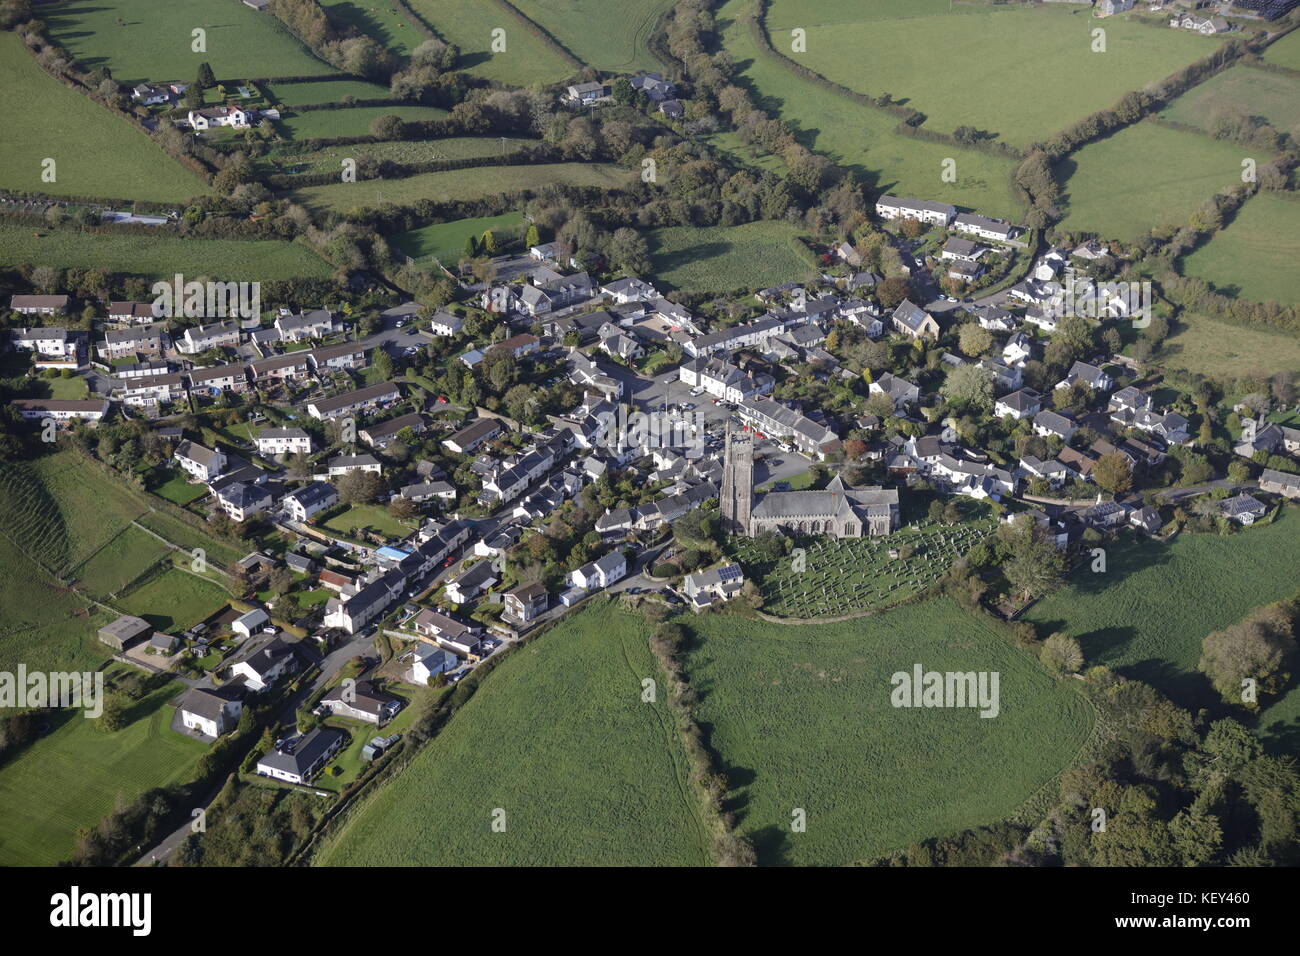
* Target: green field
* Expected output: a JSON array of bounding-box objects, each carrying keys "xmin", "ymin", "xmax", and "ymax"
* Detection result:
[
  {"xmin": 318, "ymin": 0, "xmax": 424, "ymax": 57},
  {"xmin": 0, "ymin": 676, "xmax": 208, "ymax": 866},
  {"xmin": 685, "ymin": 598, "xmax": 1093, "ymax": 865},
  {"xmin": 0, "ymin": 223, "xmax": 333, "ymax": 280},
  {"xmin": 391, "ymin": 211, "xmax": 527, "ymax": 262},
  {"xmin": 1263, "ymin": 28, "xmax": 1300, "ymax": 71},
  {"xmin": 1057, "ymin": 120, "xmax": 1261, "ymax": 240},
  {"xmin": 715, "ymin": 0, "xmax": 1021, "ymax": 219},
  {"xmin": 117, "ymin": 567, "xmax": 230, "ymax": 634},
  {"xmin": 276, "ymin": 104, "xmax": 448, "ymax": 141},
  {"xmin": 1026, "ymin": 510, "xmax": 1300, "ymax": 712},
  {"xmin": 767, "ymin": 1, "xmax": 1215, "ymax": 150},
  {"xmin": 69, "ymin": 525, "xmax": 168, "ymax": 601},
  {"xmin": 1163, "ymin": 312, "xmax": 1300, "ymax": 380},
  {"xmin": 511, "ymin": 0, "xmax": 673, "ymax": 73},
  {"xmin": 317, "ymin": 604, "xmax": 712, "ymax": 865},
  {"xmin": 135, "ymin": 511, "xmax": 244, "ymax": 570},
  {"xmin": 0, "ymin": 33, "xmax": 208, "ymax": 203},
  {"xmin": 267, "ymin": 78, "xmax": 397, "ymax": 107},
  {"xmin": 289, "ymin": 162, "xmax": 634, "ymax": 214},
  {"xmin": 264, "ymin": 137, "xmax": 535, "ymax": 177},
  {"xmin": 1161, "ymin": 65, "xmax": 1300, "ymax": 137},
  {"xmin": 1180, "ymin": 191, "xmax": 1300, "ymax": 305},
  {"xmin": 648, "ymin": 220, "xmax": 817, "ymax": 294},
  {"xmin": 46, "ymin": 0, "xmax": 336, "ymax": 83},
  {"xmin": 321, "ymin": 504, "xmax": 416, "ymax": 541},
  {"xmin": 406, "ymin": 0, "xmax": 575, "ymax": 85}
]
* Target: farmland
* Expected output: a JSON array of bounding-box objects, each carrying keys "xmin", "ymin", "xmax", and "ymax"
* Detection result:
[
  {"xmin": 765, "ymin": 1, "xmax": 1216, "ymax": 150},
  {"xmin": 1025, "ymin": 510, "xmax": 1300, "ymax": 712},
  {"xmin": 0, "ymin": 535, "xmax": 110, "ymax": 676},
  {"xmin": 511, "ymin": 0, "xmax": 674, "ymax": 73},
  {"xmin": 317, "ymin": 603, "xmax": 712, "ymax": 865},
  {"xmin": 45, "ymin": 0, "xmax": 336, "ymax": 84},
  {"xmin": 1180, "ymin": 192, "xmax": 1300, "ymax": 305},
  {"xmin": 0, "ymin": 675, "xmax": 208, "ymax": 866},
  {"xmin": 1056, "ymin": 120, "xmax": 1258, "ymax": 240},
  {"xmin": 288, "ymin": 162, "xmax": 635, "ymax": 214},
  {"xmin": 0, "ymin": 33, "xmax": 208, "ymax": 203},
  {"xmin": 1262, "ymin": 28, "xmax": 1300, "ymax": 71},
  {"xmin": 69, "ymin": 525, "xmax": 169, "ymax": 601},
  {"xmin": 0, "ymin": 224, "xmax": 334, "ymax": 281},
  {"xmin": 684, "ymin": 598, "xmax": 1093, "ymax": 866},
  {"xmin": 263, "ymin": 137, "xmax": 535, "ymax": 177},
  {"xmin": 648, "ymin": 220, "xmax": 817, "ymax": 294},
  {"xmin": 1162, "ymin": 312, "xmax": 1300, "ymax": 380},
  {"xmin": 267, "ymin": 79, "xmax": 397, "ymax": 107},
  {"xmin": 1160, "ymin": 65, "xmax": 1300, "ymax": 138},
  {"xmin": 391, "ymin": 212, "xmax": 527, "ymax": 263},
  {"xmin": 715, "ymin": 0, "xmax": 1021, "ymax": 220},
  {"xmin": 275, "ymin": 104, "xmax": 448, "ymax": 141},
  {"xmin": 117, "ymin": 567, "xmax": 231, "ymax": 634},
  {"xmin": 318, "ymin": 0, "xmax": 424, "ymax": 57},
  {"xmin": 405, "ymin": 0, "xmax": 575, "ymax": 85}
]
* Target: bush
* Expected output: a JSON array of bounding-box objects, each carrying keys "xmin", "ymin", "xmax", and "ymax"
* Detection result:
[{"xmin": 652, "ymin": 561, "xmax": 679, "ymax": 578}]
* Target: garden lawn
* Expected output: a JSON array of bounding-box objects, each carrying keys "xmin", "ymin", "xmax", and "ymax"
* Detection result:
[
  {"xmin": 117, "ymin": 567, "xmax": 230, "ymax": 634},
  {"xmin": 321, "ymin": 504, "xmax": 415, "ymax": 541},
  {"xmin": 405, "ymin": 0, "xmax": 575, "ymax": 85},
  {"xmin": 1180, "ymin": 191, "xmax": 1300, "ymax": 306},
  {"xmin": 685, "ymin": 598, "xmax": 1093, "ymax": 865},
  {"xmin": 0, "ymin": 33, "xmax": 208, "ymax": 203},
  {"xmin": 391, "ymin": 211, "xmax": 527, "ymax": 262},
  {"xmin": 316, "ymin": 603, "xmax": 712, "ymax": 865},
  {"xmin": 648, "ymin": 220, "xmax": 817, "ymax": 294}
]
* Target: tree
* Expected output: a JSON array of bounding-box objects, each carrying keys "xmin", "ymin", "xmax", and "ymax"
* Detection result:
[
  {"xmin": 1000, "ymin": 515, "xmax": 1065, "ymax": 601},
  {"xmin": 612, "ymin": 76, "xmax": 636, "ymax": 106},
  {"xmin": 524, "ymin": 224, "xmax": 540, "ymax": 248},
  {"xmin": 876, "ymin": 276, "xmax": 910, "ymax": 310},
  {"xmin": 480, "ymin": 229, "xmax": 497, "ymax": 256},
  {"xmin": 1041, "ymin": 632, "xmax": 1084, "ymax": 674},
  {"xmin": 370, "ymin": 114, "xmax": 406, "ymax": 140},
  {"xmin": 1093, "ymin": 453, "xmax": 1133, "ymax": 496},
  {"xmin": 196, "ymin": 62, "xmax": 216, "ymax": 90},
  {"xmin": 864, "ymin": 392, "xmax": 897, "ymax": 420},
  {"xmin": 389, "ymin": 496, "xmax": 417, "ymax": 522},
  {"xmin": 940, "ymin": 363, "xmax": 994, "ymax": 413},
  {"xmin": 337, "ymin": 469, "xmax": 382, "ymax": 505},
  {"xmin": 1199, "ymin": 602, "xmax": 1296, "ymax": 708},
  {"xmin": 957, "ymin": 323, "xmax": 993, "ymax": 358}
]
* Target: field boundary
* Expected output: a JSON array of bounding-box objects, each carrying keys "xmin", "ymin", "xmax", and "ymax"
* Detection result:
[{"xmin": 489, "ymin": 0, "xmax": 585, "ymax": 73}]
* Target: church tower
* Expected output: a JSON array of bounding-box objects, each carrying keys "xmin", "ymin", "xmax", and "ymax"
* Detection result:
[{"xmin": 721, "ymin": 423, "xmax": 753, "ymax": 536}]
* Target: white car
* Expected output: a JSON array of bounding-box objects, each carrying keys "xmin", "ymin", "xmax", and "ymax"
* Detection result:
[{"xmin": 395, "ymin": 320, "xmax": 405, "ymax": 328}]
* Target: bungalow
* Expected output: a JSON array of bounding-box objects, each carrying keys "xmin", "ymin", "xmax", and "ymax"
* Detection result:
[
  {"xmin": 493, "ymin": 333, "xmax": 540, "ymax": 359},
  {"xmin": 360, "ymin": 412, "xmax": 426, "ymax": 449},
  {"xmin": 8, "ymin": 294, "xmax": 69, "ymax": 315},
  {"xmin": 319, "ymin": 680, "xmax": 402, "ymax": 726},
  {"xmin": 401, "ymin": 480, "xmax": 456, "ymax": 503},
  {"xmin": 175, "ymin": 440, "xmax": 227, "ymax": 481},
  {"xmin": 890, "ymin": 300, "xmax": 940, "ymax": 340},
  {"xmin": 443, "ymin": 418, "xmax": 501, "ymax": 455},
  {"xmin": 10, "ymin": 398, "xmax": 110, "ymax": 424},
  {"xmin": 1221, "ymin": 493, "xmax": 1268, "ymax": 525},
  {"xmin": 444, "ymin": 560, "xmax": 499, "ymax": 604},
  {"xmin": 307, "ymin": 381, "xmax": 401, "ymax": 420},
  {"xmin": 562, "ymin": 81, "xmax": 611, "ymax": 106},
  {"xmin": 282, "ymin": 481, "xmax": 338, "ymax": 522},
  {"xmin": 567, "ymin": 550, "xmax": 627, "ymax": 591},
  {"xmin": 178, "ymin": 688, "xmax": 243, "ymax": 738},
  {"xmin": 256, "ymin": 727, "xmax": 344, "ymax": 785},
  {"xmin": 602, "ymin": 277, "xmax": 659, "ymax": 303},
  {"xmin": 939, "ymin": 237, "xmax": 986, "ymax": 263},
  {"xmin": 327, "ymin": 454, "xmax": 382, "ymax": 478},
  {"xmin": 874, "ymin": 195, "xmax": 957, "ymax": 227},
  {"xmin": 131, "ymin": 83, "xmax": 171, "ymax": 105},
  {"xmin": 255, "ymin": 427, "xmax": 312, "ymax": 457},
  {"xmin": 1083, "ymin": 498, "xmax": 1129, "ymax": 529},
  {"xmin": 502, "ymin": 582, "xmax": 548, "ymax": 626}
]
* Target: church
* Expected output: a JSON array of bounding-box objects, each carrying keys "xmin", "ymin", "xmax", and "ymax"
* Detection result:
[{"xmin": 721, "ymin": 427, "xmax": 900, "ymax": 538}]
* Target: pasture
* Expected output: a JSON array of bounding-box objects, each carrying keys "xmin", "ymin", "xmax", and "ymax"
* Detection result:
[
  {"xmin": 0, "ymin": 33, "xmax": 208, "ymax": 203},
  {"xmin": 1262, "ymin": 28, "xmax": 1300, "ymax": 71},
  {"xmin": 117, "ymin": 566, "xmax": 230, "ymax": 634},
  {"xmin": 0, "ymin": 675, "xmax": 208, "ymax": 866},
  {"xmin": 275, "ymin": 104, "xmax": 448, "ymax": 141},
  {"xmin": 288, "ymin": 162, "xmax": 635, "ymax": 214},
  {"xmin": 647, "ymin": 220, "xmax": 817, "ymax": 294},
  {"xmin": 316, "ymin": 604, "xmax": 712, "ymax": 866},
  {"xmin": 45, "ymin": 0, "xmax": 335, "ymax": 83},
  {"xmin": 510, "ymin": 0, "xmax": 674, "ymax": 73},
  {"xmin": 405, "ymin": 0, "xmax": 575, "ymax": 85},
  {"xmin": 318, "ymin": 0, "xmax": 424, "ymax": 57},
  {"xmin": 684, "ymin": 598, "xmax": 1093, "ymax": 866},
  {"xmin": 715, "ymin": 0, "xmax": 1021, "ymax": 220},
  {"xmin": 1162, "ymin": 312, "xmax": 1300, "ymax": 380},
  {"xmin": 267, "ymin": 78, "xmax": 396, "ymax": 107},
  {"xmin": 1025, "ymin": 509, "xmax": 1300, "ymax": 713},
  {"xmin": 1057, "ymin": 120, "xmax": 1259, "ymax": 240},
  {"xmin": 765, "ymin": 1, "xmax": 1217, "ymax": 150},
  {"xmin": 263, "ymin": 137, "xmax": 534, "ymax": 177},
  {"xmin": 0, "ymin": 535, "xmax": 110, "ymax": 676},
  {"xmin": 69, "ymin": 525, "xmax": 169, "ymax": 601},
  {"xmin": 0, "ymin": 224, "xmax": 334, "ymax": 281},
  {"xmin": 1180, "ymin": 191, "xmax": 1300, "ymax": 305},
  {"xmin": 1160, "ymin": 65, "xmax": 1300, "ymax": 137},
  {"xmin": 391, "ymin": 211, "xmax": 527, "ymax": 263}
]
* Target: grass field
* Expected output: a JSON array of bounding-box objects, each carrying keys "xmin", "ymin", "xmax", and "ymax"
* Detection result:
[
  {"xmin": 405, "ymin": 0, "xmax": 575, "ymax": 85},
  {"xmin": 46, "ymin": 0, "xmax": 335, "ymax": 84},
  {"xmin": 69, "ymin": 525, "xmax": 168, "ymax": 601},
  {"xmin": 715, "ymin": 0, "xmax": 1021, "ymax": 219},
  {"xmin": 648, "ymin": 220, "xmax": 817, "ymax": 294},
  {"xmin": 0, "ymin": 535, "xmax": 110, "ymax": 676},
  {"xmin": 267, "ymin": 78, "xmax": 397, "ymax": 107},
  {"xmin": 117, "ymin": 567, "xmax": 230, "ymax": 634},
  {"xmin": 1263, "ymin": 28, "xmax": 1300, "ymax": 71},
  {"xmin": 1057, "ymin": 120, "xmax": 1260, "ymax": 240},
  {"xmin": 1161, "ymin": 65, "xmax": 1300, "ymax": 138},
  {"xmin": 289, "ymin": 162, "xmax": 634, "ymax": 214},
  {"xmin": 317, "ymin": 604, "xmax": 712, "ymax": 865},
  {"xmin": 275, "ymin": 105, "xmax": 448, "ymax": 141},
  {"xmin": 510, "ymin": 0, "xmax": 674, "ymax": 73},
  {"xmin": 321, "ymin": 504, "xmax": 415, "ymax": 541},
  {"xmin": 685, "ymin": 598, "xmax": 1093, "ymax": 865},
  {"xmin": 1025, "ymin": 510, "xmax": 1300, "ymax": 713},
  {"xmin": 1162, "ymin": 312, "xmax": 1300, "ymax": 380},
  {"xmin": 766, "ymin": 1, "xmax": 1216, "ymax": 150},
  {"xmin": 0, "ymin": 33, "xmax": 208, "ymax": 203},
  {"xmin": 0, "ymin": 224, "xmax": 333, "ymax": 280},
  {"xmin": 1180, "ymin": 191, "xmax": 1300, "ymax": 305},
  {"xmin": 263, "ymin": 137, "xmax": 534, "ymax": 177},
  {"xmin": 0, "ymin": 675, "xmax": 208, "ymax": 866},
  {"xmin": 391, "ymin": 211, "xmax": 527, "ymax": 263},
  {"xmin": 318, "ymin": 0, "xmax": 424, "ymax": 57},
  {"xmin": 134, "ymin": 511, "xmax": 244, "ymax": 570}
]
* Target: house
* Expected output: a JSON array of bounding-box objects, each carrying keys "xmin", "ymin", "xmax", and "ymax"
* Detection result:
[
  {"xmin": 99, "ymin": 323, "xmax": 168, "ymax": 361},
  {"xmin": 175, "ymin": 440, "xmax": 227, "ymax": 481},
  {"xmin": 248, "ymin": 353, "xmax": 310, "ymax": 385},
  {"xmin": 1221, "ymin": 493, "xmax": 1268, "ymax": 525},
  {"xmin": 1057, "ymin": 361, "xmax": 1114, "ymax": 393},
  {"xmin": 680, "ymin": 356, "xmax": 773, "ymax": 404},
  {"xmin": 188, "ymin": 106, "xmax": 252, "ymax": 130},
  {"xmin": 659, "ymin": 99, "xmax": 684, "ymax": 119},
  {"xmin": 953, "ymin": 213, "xmax": 1015, "ymax": 242},
  {"xmin": 602, "ymin": 277, "xmax": 659, "ymax": 303},
  {"xmin": 1130, "ymin": 505, "xmax": 1163, "ymax": 536},
  {"xmin": 562, "ymin": 81, "xmax": 612, "ymax": 106},
  {"xmin": 231, "ymin": 636, "xmax": 299, "ymax": 692},
  {"xmin": 682, "ymin": 563, "xmax": 744, "ymax": 609},
  {"xmin": 108, "ymin": 300, "xmax": 163, "ymax": 324},
  {"xmin": 1057, "ymin": 446, "xmax": 1097, "ymax": 482},
  {"xmin": 874, "ymin": 195, "xmax": 957, "ymax": 227},
  {"xmin": 1003, "ymin": 331, "xmax": 1033, "ymax": 366},
  {"xmin": 502, "ymin": 582, "xmax": 548, "ymax": 625},
  {"xmin": 307, "ymin": 381, "xmax": 401, "ymax": 420},
  {"xmin": 117, "ymin": 372, "xmax": 185, "ymax": 407},
  {"xmin": 411, "ymin": 644, "xmax": 458, "ymax": 683},
  {"xmin": 444, "ymin": 561, "xmax": 499, "ymax": 604},
  {"xmin": 327, "ymin": 454, "xmax": 382, "ymax": 478},
  {"xmin": 870, "ymin": 372, "xmax": 921, "ymax": 409},
  {"xmin": 835, "ymin": 241, "xmax": 862, "ymax": 267},
  {"xmin": 256, "ymin": 727, "xmax": 344, "ymax": 785},
  {"xmin": 177, "ymin": 321, "xmax": 241, "ymax": 354},
  {"xmin": 1018, "ymin": 455, "xmax": 1069, "ymax": 489},
  {"xmin": 8, "ymin": 294, "xmax": 69, "ymax": 315},
  {"xmin": 274, "ymin": 309, "xmax": 334, "ymax": 342},
  {"xmin": 939, "ymin": 237, "xmax": 986, "ymax": 263},
  {"xmin": 428, "ymin": 310, "xmax": 464, "ymax": 337},
  {"xmin": 631, "ymin": 71, "xmax": 676, "ymax": 101},
  {"xmin": 891, "ymin": 300, "xmax": 940, "ymax": 340},
  {"xmin": 1083, "ymin": 498, "xmax": 1129, "ymax": 529},
  {"xmin": 231, "ymin": 608, "xmax": 271, "ymax": 639},
  {"xmin": 735, "ymin": 396, "xmax": 839, "ymax": 458},
  {"xmin": 307, "ymin": 342, "xmax": 369, "ymax": 372},
  {"xmin": 1097, "ymin": 0, "xmax": 1135, "ymax": 16},
  {"xmin": 410, "ymin": 608, "xmax": 483, "ymax": 657},
  {"xmin": 10, "ymin": 399, "xmax": 110, "ymax": 424},
  {"xmin": 324, "ymin": 571, "xmax": 406, "ymax": 634},
  {"xmin": 217, "ymin": 482, "xmax": 272, "ymax": 522},
  {"xmin": 98, "ymin": 614, "xmax": 152, "ymax": 651},
  {"xmin": 283, "ymin": 481, "xmax": 338, "ymax": 522},
  {"xmin": 1033, "ymin": 410, "xmax": 1077, "ymax": 442},
  {"xmin": 255, "ymin": 427, "xmax": 312, "ymax": 457},
  {"xmin": 178, "ymin": 688, "xmax": 243, "ymax": 738},
  {"xmin": 187, "ymin": 364, "xmax": 248, "ymax": 396},
  {"xmin": 1259, "ymin": 468, "xmax": 1300, "ymax": 500},
  {"xmin": 443, "ymin": 418, "xmax": 501, "ymax": 455},
  {"xmin": 360, "ymin": 412, "xmax": 425, "ymax": 449},
  {"xmin": 995, "ymin": 388, "xmax": 1042, "ymax": 420},
  {"xmin": 567, "ymin": 550, "xmax": 627, "ymax": 591},
  {"xmin": 319, "ymin": 680, "xmax": 402, "ymax": 726},
  {"xmin": 11, "ymin": 327, "xmax": 76, "ymax": 359},
  {"xmin": 319, "ymin": 569, "xmax": 355, "ymax": 593},
  {"xmin": 400, "ymin": 480, "xmax": 456, "ymax": 503},
  {"xmin": 493, "ymin": 333, "xmax": 540, "ymax": 359},
  {"xmin": 284, "ymin": 551, "xmax": 316, "ymax": 574}
]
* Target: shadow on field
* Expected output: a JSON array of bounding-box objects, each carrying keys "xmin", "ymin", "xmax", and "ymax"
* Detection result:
[
  {"xmin": 749, "ymin": 825, "xmax": 794, "ymax": 866},
  {"xmin": 1256, "ymin": 713, "xmax": 1300, "ymax": 757}
]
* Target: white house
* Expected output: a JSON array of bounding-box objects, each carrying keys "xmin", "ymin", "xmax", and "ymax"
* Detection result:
[
  {"xmin": 567, "ymin": 550, "xmax": 627, "ymax": 591},
  {"xmin": 282, "ymin": 481, "xmax": 338, "ymax": 522},
  {"xmin": 231, "ymin": 608, "xmax": 270, "ymax": 639},
  {"xmin": 178, "ymin": 688, "xmax": 243, "ymax": 738},
  {"xmin": 174, "ymin": 440, "xmax": 227, "ymax": 481},
  {"xmin": 255, "ymin": 427, "xmax": 313, "ymax": 457}
]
